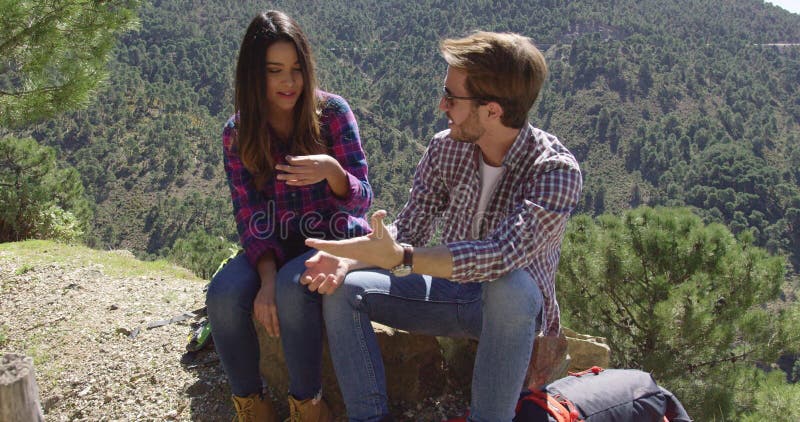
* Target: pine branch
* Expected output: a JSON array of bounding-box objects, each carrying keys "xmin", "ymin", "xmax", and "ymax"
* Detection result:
[
  {"xmin": 686, "ymin": 350, "xmax": 752, "ymax": 373},
  {"xmin": 0, "ymin": 86, "xmax": 60, "ymax": 97},
  {"xmin": 0, "ymin": 3, "xmax": 71, "ymax": 54}
]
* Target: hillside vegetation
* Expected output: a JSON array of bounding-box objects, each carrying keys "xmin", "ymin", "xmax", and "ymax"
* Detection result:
[{"xmin": 8, "ymin": 0, "xmax": 800, "ymax": 271}]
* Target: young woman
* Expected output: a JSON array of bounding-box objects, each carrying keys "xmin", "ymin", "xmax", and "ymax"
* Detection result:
[{"xmin": 206, "ymin": 11, "xmax": 372, "ymax": 422}]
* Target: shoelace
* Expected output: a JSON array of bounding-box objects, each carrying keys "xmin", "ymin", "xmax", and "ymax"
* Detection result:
[
  {"xmin": 233, "ymin": 398, "xmax": 255, "ymax": 421},
  {"xmin": 285, "ymin": 400, "xmax": 301, "ymax": 422}
]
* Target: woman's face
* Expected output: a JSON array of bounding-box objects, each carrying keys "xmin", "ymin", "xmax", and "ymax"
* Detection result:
[{"xmin": 265, "ymin": 40, "xmax": 304, "ymax": 115}]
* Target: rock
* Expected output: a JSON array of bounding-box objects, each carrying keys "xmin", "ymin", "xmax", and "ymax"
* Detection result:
[
  {"xmin": 256, "ymin": 321, "xmax": 445, "ymax": 416},
  {"xmin": 185, "ymin": 380, "xmax": 212, "ymax": 397},
  {"xmin": 257, "ymin": 320, "xmax": 608, "ymax": 417},
  {"xmin": 115, "ymin": 327, "xmax": 132, "ymax": 336},
  {"xmin": 435, "ymin": 328, "xmax": 610, "ymax": 391},
  {"xmin": 562, "ymin": 327, "xmax": 610, "ymax": 372},
  {"xmin": 43, "ymin": 394, "xmax": 61, "ymax": 411},
  {"xmin": 437, "ymin": 337, "xmax": 477, "ymax": 389}
]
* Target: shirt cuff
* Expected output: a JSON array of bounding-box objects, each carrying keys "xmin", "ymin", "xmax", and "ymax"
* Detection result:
[
  {"xmin": 447, "ymin": 240, "xmax": 479, "ymax": 282},
  {"xmin": 542, "ymin": 315, "xmax": 561, "ymax": 337},
  {"xmin": 328, "ymin": 171, "xmax": 364, "ymax": 211},
  {"xmin": 243, "ymin": 240, "xmax": 285, "ymax": 268}
]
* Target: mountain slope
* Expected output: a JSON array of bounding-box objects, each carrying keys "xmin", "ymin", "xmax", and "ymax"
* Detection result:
[{"xmin": 11, "ymin": 0, "xmax": 800, "ymax": 267}]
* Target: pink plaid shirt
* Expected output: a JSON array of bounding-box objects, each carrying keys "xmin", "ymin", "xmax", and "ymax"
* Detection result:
[
  {"xmin": 223, "ymin": 92, "xmax": 372, "ymax": 268},
  {"xmin": 393, "ymin": 124, "xmax": 582, "ymax": 336}
]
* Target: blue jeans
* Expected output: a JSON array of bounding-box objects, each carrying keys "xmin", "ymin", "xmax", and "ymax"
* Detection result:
[
  {"xmin": 276, "ymin": 251, "xmax": 543, "ymax": 422},
  {"xmin": 205, "ymin": 253, "xmax": 264, "ymax": 397}
]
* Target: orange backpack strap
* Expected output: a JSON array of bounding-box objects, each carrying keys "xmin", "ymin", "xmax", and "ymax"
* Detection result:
[
  {"xmin": 518, "ymin": 390, "xmax": 583, "ymax": 422},
  {"xmin": 567, "ymin": 366, "xmax": 604, "ymax": 377}
]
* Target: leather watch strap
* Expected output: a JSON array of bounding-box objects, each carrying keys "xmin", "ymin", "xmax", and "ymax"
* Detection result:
[{"xmin": 402, "ymin": 243, "xmax": 414, "ymax": 268}]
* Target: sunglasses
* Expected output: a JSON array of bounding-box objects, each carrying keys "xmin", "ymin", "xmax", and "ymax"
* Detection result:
[{"xmin": 441, "ymin": 86, "xmax": 491, "ymax": 108}]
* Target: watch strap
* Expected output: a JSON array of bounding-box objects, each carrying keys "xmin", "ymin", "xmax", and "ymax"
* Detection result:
[{"xmin": 402, "ymin": 243, "xmax": 413, "ymax": 268}]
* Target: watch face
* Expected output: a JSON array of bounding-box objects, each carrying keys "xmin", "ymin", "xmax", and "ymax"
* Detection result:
[{"xmin": 392, "ymin": 265, "xmax": 412, "ymax": 277}]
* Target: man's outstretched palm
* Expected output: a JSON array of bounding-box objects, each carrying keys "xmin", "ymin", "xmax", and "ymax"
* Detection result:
[
  {"xmin": 301, "ymin": 251, "xmax": 353, "ymax": 295},
  {"xmin": 305, "ymin": 210, "xmax": 402, "ymax": 270}
]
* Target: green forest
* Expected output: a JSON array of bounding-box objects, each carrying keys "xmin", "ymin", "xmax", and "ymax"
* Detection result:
[
  {"xmin": 6, "ymin": 0, "xmax": 800, "ymax": 269},
  {"xmin": 2, "ymin": 0, "xmax": 800, "ymax": 420}
]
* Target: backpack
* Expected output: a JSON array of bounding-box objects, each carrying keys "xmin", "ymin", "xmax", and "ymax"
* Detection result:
[{"xmin": 513, "ymin": 367, "xmax": 692, "ymax": 422}]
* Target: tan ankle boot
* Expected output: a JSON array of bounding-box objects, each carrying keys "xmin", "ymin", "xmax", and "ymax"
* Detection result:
[
  {"xmin": 231, "ymin": 393, "xmax": 277, "ymax": 422},
  {"xmin": 286, "ymin": 394, "xmax": 334, "ymax": 422}
]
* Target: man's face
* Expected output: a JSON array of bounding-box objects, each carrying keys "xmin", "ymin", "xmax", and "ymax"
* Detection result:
[{"xmin": 439, "ymin": 67, "xmax": 485, "ymax": 143}]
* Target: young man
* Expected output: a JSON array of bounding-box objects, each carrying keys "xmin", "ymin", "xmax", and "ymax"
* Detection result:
[{"xmin": 275, "ymin": 31, "xmax": 582, "ymax": 421}]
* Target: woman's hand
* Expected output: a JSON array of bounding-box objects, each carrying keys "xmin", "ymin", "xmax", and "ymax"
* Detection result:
[
  {"xmin": 254, "ymin": 253, "xmax": 280, "ymax": 337},
  {"xmin": 253, "ymin": 277, "xmax": 280, "ymax": 337},
  {"xmin": 275, "ymin": 154, "xmax": 344, "ymax": 187}
]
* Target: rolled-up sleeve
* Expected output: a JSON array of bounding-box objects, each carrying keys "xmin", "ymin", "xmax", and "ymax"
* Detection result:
[{"xmin": 323, "ymin": 96, "xmax": 373, "ymax": 216}]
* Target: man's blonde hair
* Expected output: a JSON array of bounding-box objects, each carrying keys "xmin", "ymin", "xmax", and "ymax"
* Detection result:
[{"xmin": 440, "ymin": 31, "xmax": 547, "ymax": 128}]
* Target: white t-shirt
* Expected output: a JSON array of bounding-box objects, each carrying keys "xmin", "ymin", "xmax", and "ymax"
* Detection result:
[{"xmin": 471, "ymin": 153, "xmax": 505, "ymax": 239}]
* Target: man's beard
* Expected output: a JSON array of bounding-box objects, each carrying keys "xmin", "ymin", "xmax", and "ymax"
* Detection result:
[{"xmin": 448, "ymin": 108, "xmax": 484, "ymax": 144}]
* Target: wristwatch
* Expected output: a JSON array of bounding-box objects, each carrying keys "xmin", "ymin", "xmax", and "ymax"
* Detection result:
[{"xmin": 390, "ymin": 243, "xmax": 414, "ymax": 277}]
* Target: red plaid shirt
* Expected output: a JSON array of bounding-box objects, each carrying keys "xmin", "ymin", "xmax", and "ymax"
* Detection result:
[
  {"xmin": 393, "ymin": 124, "xmax": 582, "ymax": 336},
  {"xmin": 223, "ymin": 91, "xmax": 372, "ymax": 268}
]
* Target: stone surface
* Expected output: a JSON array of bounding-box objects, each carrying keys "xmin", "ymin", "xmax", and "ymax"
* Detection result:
[
  {"xmin": 257, "ymin": 322, "xmax": 610, "ymax": 416},
  {"xmin": 562, "ymin": 327, "xmax": 611, "ymax": 372},
  {"xmin": 436, "ymin": 328, "xmax": 610, "ymax": 392},
  {"xmin": 256, "ymin": 322, "xmax": 445, "ymax": 416},
  {"xmin": 437, "ymin": 337, "xmax": 478, "ymax": 389}
]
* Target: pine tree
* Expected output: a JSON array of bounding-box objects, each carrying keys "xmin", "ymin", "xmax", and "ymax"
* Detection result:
[
  {"xmin": 167, "ymin": 229, "xmax": 237, "ymax": 279},
  {"xmin": 0, "ymin": 0, "xmax": 139, "ymax": 127},
  {"xmin": 0, "ymin": 137, "xmax": 92, "ymax": 241},
  {"xmin": 558, "ymin": 207, "xmax": 789, "ymax": 420}
]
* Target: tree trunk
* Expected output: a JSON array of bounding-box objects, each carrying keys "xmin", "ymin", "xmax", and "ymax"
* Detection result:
[{"xmin": 0, "ymin": 354, "xmax": 44, "ymax": 422}]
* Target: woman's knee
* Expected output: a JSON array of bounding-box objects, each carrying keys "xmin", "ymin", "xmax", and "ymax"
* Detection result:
[
  {"xmin": 205, "ymin": 255, "xmax": 259, "ymax": 314},
  {"xmin": 275, "ymin": 251, "xmax": 318, "ymax": 312}
]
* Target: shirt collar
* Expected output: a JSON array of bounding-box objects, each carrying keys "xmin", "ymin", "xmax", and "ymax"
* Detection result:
[{"xmin": 500, "ymin": 123, "xmax": 533, "ymax": 169}]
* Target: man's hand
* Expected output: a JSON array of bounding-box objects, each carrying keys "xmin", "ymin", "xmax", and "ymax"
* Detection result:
[
  {"xmin": 275, "ymin": 154, "xmax": 343, "ymax": 186},
  {"xmin": 525, "ymin": 331, "xmax": 568, "ymax": 390},
  {"xmin": 305, "ymin": 210, "xmax": 403, "ymax": 270},
  {"xmin": 301, "ymin": 251, "xmax": 353, "ymax": 295}
]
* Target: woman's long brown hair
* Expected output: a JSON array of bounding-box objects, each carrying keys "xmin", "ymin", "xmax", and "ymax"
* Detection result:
[{"xmin": 234, "ymin": 11, "xmax": 325, "ymax": 188}]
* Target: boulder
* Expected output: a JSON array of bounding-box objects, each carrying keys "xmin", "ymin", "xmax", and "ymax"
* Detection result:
[
  {"xmin": 562, "ymin": 327, "xmax": 611, "ymax": 372},
  {"xmin": 257, "ymin": 321, "xmax": 609, "ymax": 417},
  {"xmin": 437, "ymin": 328, "xmax": 610, "ymax": 391},
  {"xmin": 256, "ymin": 322, "xmax": 445, "ymax": 416}
]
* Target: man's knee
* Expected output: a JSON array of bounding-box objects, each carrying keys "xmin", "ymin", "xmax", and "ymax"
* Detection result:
[
  {"xmin": 323, "ymin": 278, "xmax": 365, "ymax": 315},
  {"xmin": 483, "ymin": 270, "xmax": 542, "ymax": 324},
  {"xmin": 323, "ymin": 270, "xmax": 389, "ymax": 320}
]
